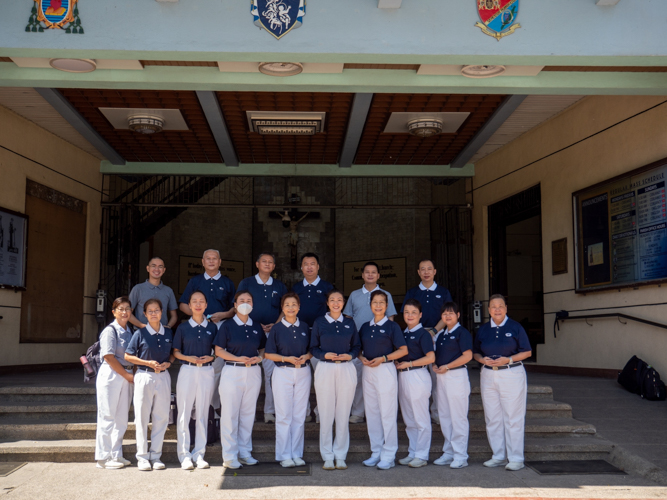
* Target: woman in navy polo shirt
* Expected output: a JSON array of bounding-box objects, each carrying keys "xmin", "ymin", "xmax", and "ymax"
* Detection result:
[
  {"xmin": 432, "ymin": 301, "xmax": 473, "ymax": 469},
  {"xmin": 396, "ymin": 299, "xmax": 435, "ymax": 468},
  {"xmin": 358, "ymin": 290, "xmax": 407, "ymax": 470},
  {"xmin": 310, "ymin": 289, "xmax": 361, "ymax": 471},
  {"xmin": 264, "ymin": 292, "xmax": 312, "ymax": 468},
  {"xmin": 213, "ymin": 290, "xmax": 266, "ymax": 470},
  {"xmin": 172, "ymin": 290, "xmax": 217, "ymax": 471},
  {"xmin": 124, "ymin": 298, "xmax": 175, "ymax": 472},
  {"xmin": 473, "ymin": 294, "xmax": 532, "ymax": 471}
]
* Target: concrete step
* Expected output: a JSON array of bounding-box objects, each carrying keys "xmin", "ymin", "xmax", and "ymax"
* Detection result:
[{"xmin": 0, "ymin": 436, "xmax": 613, "ymax": 464}]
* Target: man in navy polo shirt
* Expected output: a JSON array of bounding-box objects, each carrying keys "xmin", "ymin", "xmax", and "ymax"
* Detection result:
[
  {"xmin": 129, "ymin": 257, "xmax": 178, "ymax": 330},
  {"xmin": 237, "ymin": 252, "xmax": 288, "ymax": 423}
]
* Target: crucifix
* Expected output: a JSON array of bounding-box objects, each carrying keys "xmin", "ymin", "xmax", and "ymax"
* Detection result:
[{"xmin": 270, "ymin": 208, "xmax": 320, "ymax": 269}]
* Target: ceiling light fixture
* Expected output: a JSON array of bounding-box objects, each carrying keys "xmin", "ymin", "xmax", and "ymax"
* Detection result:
[
  {"xmin": 258, "ymin": 62, "xmax": 304, "ymax": 77},
  {"xmin": 461, "ymin": 65, "xmax": 506, "ymax": 78},
  {"xmin": 407, "ymin": 118, "xmax": 443, "ymax": 138},
  {"xmin": 247, "ymin": 111, "xmax": 325, "ymax": 135},
  {"xmin": 49, "ymin": 58, "xmax": 97, "ymax": 73},
  {"xmin": 128, "ymin": 115, "xmax": 164, "ymax": 134}
]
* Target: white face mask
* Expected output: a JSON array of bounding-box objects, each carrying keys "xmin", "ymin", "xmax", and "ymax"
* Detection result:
[{"xmin": 237, "ymin": 303, "xmax": 253, "ymax": 316}]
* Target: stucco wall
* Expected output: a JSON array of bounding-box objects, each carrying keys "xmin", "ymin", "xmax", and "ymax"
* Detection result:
[
  {"xmin": 0, "ymin": 105, "xmax": 102, "ymax": 366},
  {"xmin": 471, "ymin": 95, "xmax": 667, "ymax": 374}
]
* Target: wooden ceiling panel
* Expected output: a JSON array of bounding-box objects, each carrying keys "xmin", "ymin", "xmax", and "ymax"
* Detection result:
[
  {"xmin": 354, "ymin": 93, "xmax": 506, "ymax": 165},
  {"xmin": 58, "ymin": 89, "xmax": 222, "ymax": 163}
]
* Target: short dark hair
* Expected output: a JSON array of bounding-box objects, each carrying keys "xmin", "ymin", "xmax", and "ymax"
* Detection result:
[
  {"xmin": 281, "ymin": 291, "xmax": 301, "ymax": 309},
  {"xmin": 441, "ymin": 301, "xmax": 460, "ymax": 315},
  {"xmin": 147, "ymin": 257, "xmax": 165, "ymax": 266},
  {"xmin": 234, "ymin": 290, "xmax": 254, "ymax": 303},
  {"xmin": 418, "ymin": 259, "xmax": 435, "ymax": 269},
  {"xmin": 326, "ymin": 288, "xmax": 344, "ymax": 301},
  {"xmin": 370, "ymin": 290, "xmax": 388, "ymax": 303},
  {"xmin": 489, "ymin": 294, "xmax": 507, "ymax": 306},
  {"xmin": 403, "ymin": 298, "xmax": 422, "ymax": 313},
  {"xmin": 362, "ymin": 261, "xmax": 379, "ymax": 273},
  {"xmin": 301, "ymin": 252, "xmax": 320, "ymax": 265},
  {"xmin": 188, "ymin": 290, "xmax": 207, "ymax": 304},
  {"xmin": 112, "ymin": 296, "xmax": 131, "ymax": 311},
  {"xmin": 144, "ymin": 298, "xmax": 163, "ymax": 314},
  {"xmin": 256, "ymin": 252, "xmax": 276, "ymax": 263}
]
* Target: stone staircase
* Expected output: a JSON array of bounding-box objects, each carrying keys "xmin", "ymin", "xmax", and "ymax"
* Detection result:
[{"xmin": 0, "ymin": 368, "xmax": 615, "ymax": 465}]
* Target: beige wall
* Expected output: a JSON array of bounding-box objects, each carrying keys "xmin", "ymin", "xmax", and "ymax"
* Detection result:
[
  {"xmin": 0, "ymin": 105, "xmax": 102, "ymax": 366},
  {"xmin": 471, "ymin": 96, "xmax": 667, "ymax": 375}
]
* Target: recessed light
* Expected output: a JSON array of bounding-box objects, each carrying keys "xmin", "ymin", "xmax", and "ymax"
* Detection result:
[
  {"xmin": 461, "ymin": 65, "xmax": 506, "ymax": 79},
  {"xmin": 407, "ymin": 119, "xmax": 443, "ymax": 138},
  {"xmin": 49, "ymin": 58, "xmax": 97, "ymax": 73},
  {"xmin": 258, "ymin": 62, "xmax": 303, "ymax": 77}
]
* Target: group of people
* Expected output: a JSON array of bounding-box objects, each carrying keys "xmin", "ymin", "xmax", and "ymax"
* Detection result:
[{"xmin": 94, "ymin": 251, "xmax": 532, "ymax": 472}]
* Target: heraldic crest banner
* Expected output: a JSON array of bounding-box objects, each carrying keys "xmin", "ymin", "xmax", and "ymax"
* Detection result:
[
  {"xmin": 25, "ymin": 0, "xmax": 84, "ymax": 33},
  {"xmin": 475, "ymin": 0, "xmax": 520, "ymax": 41},
  {"xmin": 251, "ymin": 0, "xmax": 306, "ymax": 40}
]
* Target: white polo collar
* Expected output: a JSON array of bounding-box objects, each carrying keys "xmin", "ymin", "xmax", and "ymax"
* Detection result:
[
  {"xmin": 146, "ymin": 323, "xmax": 165, "ymax": 336},
  {"xmin": 255, "ymin": 273, "xmax": 273, "ymax": 286},
  {"xmin": 325, "ymin": 312, "xmax": 344, "ymax": 323},
  {"xmin": 303, "ymin": 276, "xmax": 321, "ymax": 287},
  {"xmin": 188, "ymin": 317, "xmax": 209, "ymax": 328},
  {"xmin": 419, "ymin": 282, "xmax": 437, "ymax": 291},
  {"xmin": 233, "ymin": 314, "xmax": 254, "ymax": 326},
  {"xmin": 446, "ymin": 322, "xmax": 461, "ymax": 334},
  {"xmin": 281, "ymin": 318, "xmax": 301, "ymax": 328},
  {"xmin": 111, "ymin": 319, "xmax": 130, "ymax": 334},
  {"xmin": 491, "ymin": 316, "xmax": 509, "ymax": 328},
  {"xmin": 204, "ymin": 272, "xmax": 221, "ymax": 281},
  {"xmin": 362, "ymin": 285, "xmax": 380, "ymax": 294},
  {"xmin": 405, "ymin": 323, "xmax": 423, "ymax": 333},
  {"xmin": 370, "ymin": 316, "xmax": 389, "ymax": 326}
]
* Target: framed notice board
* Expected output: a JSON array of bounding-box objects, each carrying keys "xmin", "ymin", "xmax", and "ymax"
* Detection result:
[
  {"xmin": 573, "ymin": 157, "xmax": 667, "ymax": 292},
  {"xmin": 0, "ymin": 206, "xmax": 28, "ymax": 290}
]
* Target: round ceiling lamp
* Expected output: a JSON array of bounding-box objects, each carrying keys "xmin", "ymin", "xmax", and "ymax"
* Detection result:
[
  {"xmin": 407, "ymin": 118, "xmax": 443, "ymax": 138},
  {"xmin": 48, "ymin": 58, "xmax": 97, "ymax": 73},
  {"xmin": 461, "ymin": 65, "xmax": 506, "ymax": 79},
  {"xmin": 128, "ymin": 115, "xmax": 164, "ymax": 135},
  {"xmin": 258, "ymin": 62, "xmax": 304, "ymax": 77}
]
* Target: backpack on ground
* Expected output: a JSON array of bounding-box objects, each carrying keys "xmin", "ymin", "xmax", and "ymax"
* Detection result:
[
  {"xmin": 618, "ymin": 355, "xmax": 667, "ymax": 401},
  {"xmin": 617, "ymin": 355, "xmax": 644, "ymax": 394},
  {"xmin": 639, "ymin": 364, "xmax": 667, "ymax": 401},
  {"xmin": 189, "ymin": 405, "xmax": 220, "ymax": 446}
]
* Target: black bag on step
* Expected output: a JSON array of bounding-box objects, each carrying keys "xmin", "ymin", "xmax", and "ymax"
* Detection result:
[
  {"xmin": 639, "ymin": 365, "xmax": 667, "ymax": 401},
  {"xmin": 189, "ymin": 406, "xmax": 220, "ymax": 446},
  {"xmin": 617, "ymin": 355, "xmax": 645, "ymax": 395}
]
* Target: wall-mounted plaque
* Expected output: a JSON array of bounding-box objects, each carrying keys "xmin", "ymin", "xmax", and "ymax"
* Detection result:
[
  {"xmin": 552, "ymin": 238, "xmax": 568, "ymax": 275},
  {"xmin": 0, "ymin": 207, "xmax": 28, "ymax": 290},
  {"xmin": 179, "ymin": 256, "xmax": 244, "ymax": 295},
  {"xmin": 343, "ymin": 257, "xmax": 407, "ymax": 299}
]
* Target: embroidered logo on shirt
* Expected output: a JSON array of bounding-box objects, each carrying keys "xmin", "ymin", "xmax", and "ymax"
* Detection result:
[
  {"xmin": 165, "ymin": 339, "xmax": 171, "ymax": 343},
  {"xmin": 450, "ymin": 336, "xmax": 456, "ymax": 339},
  {"xmin": 505, "ymin": 333, "xmax": 512, "ymax": 337},
  {"xmin": 272, "ymin": 291, "xmax": 279, "ymax": 296},
  {"xmin": 316, "ymin": 290, "xmax": 322, "ymax": 294},
  {"xmin": 301, "ymin": 332, "xmax": 307, "ymax": 336},
  {"xmin": 436, "ymin": 295, "xmax": 442, "ymax": 299},
  {"xmin": 207, "ymin": 331, "xmax": 212, "ymax": 335},
  {"xmin": 253, "ymin": 330, "xmax": 259, "ymax": 334},
  {"xmin": 410, "ymin": 336, "xmax": 415, "ymax": 339},
  {"xmin": 219, "ymin": 287, "xmax": 224, "ymax": 291},
  {"xmin": 379, "ymin": 329, "xmax": 385, "ymax": 333},
  {"xmin": 344, "ymin": 325, "xmax": 350, "ymax": 329}
]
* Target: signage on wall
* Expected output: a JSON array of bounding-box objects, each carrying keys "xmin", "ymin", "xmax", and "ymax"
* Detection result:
[
  {"xmin": 179, "ymin": 255, "xmax": 244, "ymax": 296},
  {"xmin": 25, "ymin": 0, "xmax": 84, "ymax": 33},
  {"xmin": 0, "ymin": 207, "xmax": 28, "ymax": 290},
  {"xmin": 343, "ymin": 257, "xmax": 407, "ymax": 299},
  {"xmin": 251, "ymin": 0, "xmax": 306, "ymax": 40},
  {"xmin": 573, "ymin": 158, "xmax": 667, "ymax": 292},
  {"xmin": 475, "ymin": 0, "xmax": 520, "ymax": 41}
]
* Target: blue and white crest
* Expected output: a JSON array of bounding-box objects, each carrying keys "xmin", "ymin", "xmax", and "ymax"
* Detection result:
[{"xmin": 251, "ymin": 0, "xmax": 306, "ymax": 40}]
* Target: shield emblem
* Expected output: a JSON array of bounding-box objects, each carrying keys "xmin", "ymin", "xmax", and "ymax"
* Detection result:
[
  {"xmin": 251, "ymin": 0, "xmax": 306, "ymax": 40},
  {"xmin": 38, "ymin": 0, "xmax": 74, "ymax": 28},
  {"xmin": 475, "ymin": 0, "xmax": 520, "ymax": 41}
]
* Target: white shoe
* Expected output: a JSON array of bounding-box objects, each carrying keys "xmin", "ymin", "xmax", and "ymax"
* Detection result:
[
  {"xmin": 181, "ymin": 458, "xmax": 194, "ymax": 470},
  {"xmin": 348, "ymin": 415, "xmax": 364, "ymax": 424},
  {"xmin": 305, "ymin": 415, "xmax": 313, "ymax": 423},
  {"xmin": 323, "ymin": 460, "xmax": 335, "ymax": 470},
  {"xmin": 239, "ymin": 455, "xmax": 258, "ymax": 466},
  {"xmin": 409, "ymin": 458, "xmax": 428, "ymax": 468},
  {"xmin": 280, "ymin": 459, "xmax": 296, "ymax": 468},
  {"xmin": 434, "ymin": 454, "xmax": 454, "ymax": 466},
  {"xmin": 450, "ymin": 460, "xmax": 468, "ymax": 469},
  {"xmin": 137, "ymin": 460, "xmax": 152, "ymax": 471},
  {"xmin": 363, "ymin": 456, "xmax": 381, "ymax": 467},
  {"xmin": 335, "ymin": 459, "xmax": 347, "ymax": 470},
  {"xmin": 484, "ymin": 458, "xmax": 507, "ymax": 468},
  {"xmin": 152, "ymin": 460, "xmax": 166, "ymax": 470},
  {"xmin": 96, "ymin": 459, "xmax": 124, "ymax": 469},
  {"xmin": 398, "ymin": 455, "xmax": 415, "ymax": 466},
  {"xmin": 264, "ymin": 413, "xmax": 275, "ymax": 423},
  {"xmin": 196, "ymin": 459, "xmax": 210, "ymax": 469},
  {"xmin": 505, "ymin": 462, "xmax": 525, "ymax": 471},
  {"xmin": 292, "ymin": 457, "xmax": 306, "ymax": 466},
  {"xmin": 377, "ymin": 460, "xmax": 395, "ymax": 470},
  {"xmin": 223, "ymin": 460, "xmax": 242, "ymax": 469},
  {"xmin": 116, "ymin": 457, "xmax": 131, "ymax": 466},
  {"xmin": 315, "ymin": 414, "xmax": 320, "ymax": 424}
]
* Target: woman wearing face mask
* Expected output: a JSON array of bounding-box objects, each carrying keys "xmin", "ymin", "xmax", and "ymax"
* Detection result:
[
  {"xmin": 172, "ymin": 291, "xmax": 217, "ymax": 471},
  {"xmin": 264, "ymin": 292, "xmax": 312, "ymax": 468},
  {"xmin": 310, "ymin": 289, "xmax": 361, "ymax": 471},
  {"xmin": 357, "ymin": 290, "xmax": 407, "ymax": 470},
  {"xmin": 213, "ymin": 291, "xmax": 265, "ymax": 469},
  {"xmin": 432, "ymin": 301, "xmax": 473, "ymax": 469},
  {"xmin": 396, "ymin": 299, "xmax": 435, "ymax": 468}
]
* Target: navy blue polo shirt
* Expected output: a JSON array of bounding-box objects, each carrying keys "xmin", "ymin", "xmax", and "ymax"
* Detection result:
[
  {"xmin": 359, "ymin": 317, "xmax": 406, "ymax": 360},
  {"xmin": 310, "ymin": 314, "xmax": 361, "ymax": 361},
  {"xmin": 291, "ymin": 276, "xmax": 333, "ymax": 328},
  {"xmin": 398, "ymin": 324, "xmax": 435, "ymax": 363},
  {"xmin": 265, "ymin": 318, "xmax": 311, "ymax": 367},
  {"xmin": 473, "ymin": 317, "xmax": 531, "ymax": 358},
  {"xmin": 435, "ymin": 323, "xmax": 473, "ymax": 367},
  {"xmin": 173, "ymin": 318, "xmax": 217, "ymax": 359},
  {"xmin": 401, "ymin": 283, "xmax": 453, "ymax": 329},
  {"xmin": 126, "ymin": 324, "xmax": 173, "ymax": 364},
  {"xmin": 213, "ymin": 315, "xmax": 266, "ymax": 358},
  {"xmin": 179, "ymin": 272, "xmax": 236, "ymax": 315},
  {"xmin": 237, "ymin": 275, "xmax": 288, "ymax": 326}
]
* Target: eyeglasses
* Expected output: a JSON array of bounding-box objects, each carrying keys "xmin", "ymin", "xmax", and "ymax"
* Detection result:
[
  {"xmin": 149, "ymin": 265, "xmax": 165, "ymax": 270},
  {"xmin": 146, "ymin": 310, "xmax": 161, "ymax": 316},
  {"xmin": 115, "ymin": 308, "xmax": 131, "ymax": 313}
]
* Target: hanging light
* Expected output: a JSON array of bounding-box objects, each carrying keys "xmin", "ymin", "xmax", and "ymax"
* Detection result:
[
  {"xmin": 407, "ymin": 118, "xmax": 443, "ymax": 138},
  {"xmin": 128, "ymin": 115, "xmax": 164, "ymax": 134}
]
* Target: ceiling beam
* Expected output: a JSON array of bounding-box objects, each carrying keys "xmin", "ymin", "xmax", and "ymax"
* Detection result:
[
  {"xmin": 339, "ymin": 93, "xmax": 373, "ymax": 168},
  {"xmin": 450, "ymin": 94, "xmax": 527, "ymax": 169},
  {"xmin": 34, "ymin": 88, "xmax": 126, "ymax": 165},
  {"xmin": 195, "ymin": 90, "xmax": 239, "ymax": 167}
]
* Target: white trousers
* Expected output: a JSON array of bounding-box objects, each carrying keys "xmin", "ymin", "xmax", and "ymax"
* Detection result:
[
  {"xmin": 310, "ymin": 357, "xmax": 319, "ymax": 417},
  {"xmin": 219, "ymin": 364, "xmax": 262, "ymax": 462},
  {"xmin": 436, "ymin": 368, "xmax": 471, "ymax": 461},
  {"xmin": 95, "ymin": 363, "xmax": 132, "ymax": 461},
  {"xmin": 480, "ymin": 365, "xmax": 527, "ymax": 463},
  {"xmin": 263, "ymin": 358, "xmax": 276, "ymax": 414},
  {"xmin": 429, "ymin": 365, "xmax": 439, "ymax": 418},
  {"xmin": 176, "ymin": 365, "xmax": 215, "ymax": 462},
  {"xmin": 314, "ymin": 361, "xmax": 357, "ymax": 461},
  {"xmin": 210, "ymin": 356, "xmax": 225, "ymax": 410},
  {"xmin": 362, "ymin": 363, "xmax": 399, "ymax": 462},
  {"xmin": 398, "ymin": 368, "xmax": 432, "ymax": 460},
  {"xmin": 134, "ymin": 370, "xmax": 171, "ymax": 462},
  {"xmin": 272, "ymin": 366, "xmax": 311, "ymax": 461},
  {"xmin": 351, "ymin": 357, "xmax": 365, "ymax": 417}
]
